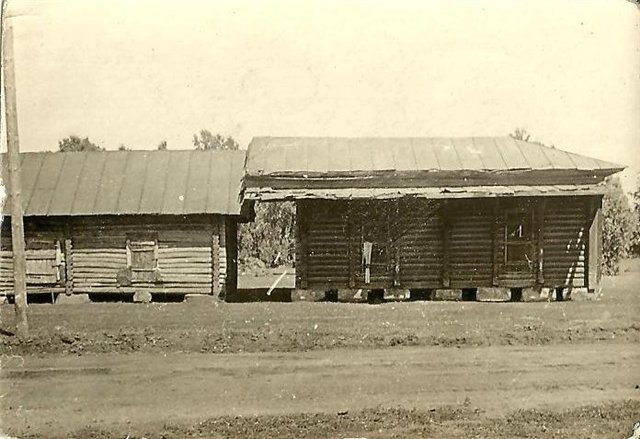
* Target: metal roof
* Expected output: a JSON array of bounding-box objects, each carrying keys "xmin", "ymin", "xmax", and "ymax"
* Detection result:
[
  {"xmin": 245, "ymin": 183, "xmax": 607, "ymax": 201},
  {"xmin": 246, "ymin": 136, "xmax": 624, "ymax": 176},
  {"xmin": 1, "ymin": 149, "xmax": 245, "ymax": 216}
]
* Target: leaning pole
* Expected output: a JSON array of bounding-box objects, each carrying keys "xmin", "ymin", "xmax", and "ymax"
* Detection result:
[{"xmin": 3, "ymin": 19, "xmax": 29, "ymax": 339}]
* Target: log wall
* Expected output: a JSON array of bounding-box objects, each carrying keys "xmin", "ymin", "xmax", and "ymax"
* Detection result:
[
  {"xmin": 0, "ymin": 218, "xmax": 66, "ymax": 293},
  {"xmin": 0, "ymin": 215, "xmax": 238, "ymax": 297},
  {"xmin": 542, "ymin": 198, "xmax": 590, "ymax": 288},
  {"xmin": 297, "ymin": 196, "xmax": 599, "ymax": 291},
  {"xmin": 300, "ymin": 200, "xmax": 351, "ymax": 287},
  {"xmin": 494, "ymin": 199, "xmax": 537, "ymax": 288},
  {"xmin": 448, "ymin": 200, "xmax": 494, "ymax": 288},
  {"xmin": 394, "ymin": 199, "xmax": 442, "ymax": 288}
]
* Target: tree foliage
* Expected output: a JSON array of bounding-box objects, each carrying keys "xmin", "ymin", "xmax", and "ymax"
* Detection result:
[
  {"xmin": 509, "ymin": 128, "xmax": 556, "ymax": 148},
  {"xmin": 157, "ymin": 140, "xmax": 168, "ymax": 150},
  {"xmin": 627, "ymin": 176, "xmax": 640, "ymax": 258},
  {"xmin": 58, "ymin": 135, "xmax": 104, "ymax": 152},
  {"xmin": 188, "ymin": 132, "xmax": 293, "ymax": 270},
  {"xmin": 238, "ymin": 202, "xmax": 295, "ymax": 271},
  {"xmin": 602, "ymin": 176, "xmax": 634, "ymax": 275},
  {"xmin": 510, "ymin": 127, "xmax": 531, "ymax": 142},
  {"xmin": 193, "ymin": 130, "xmax": 239, "ymax": 151}
]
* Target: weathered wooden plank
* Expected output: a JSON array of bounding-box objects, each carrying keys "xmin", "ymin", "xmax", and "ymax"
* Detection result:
[
  {"xmin": 161, "ymin": 268, "xmax": 213, "ymax": 275},
  {"xmin": 72, "ymin": 249, "xmax": 127, "ymax": 255},
  {"xmin": 158, "ymin": 247, "xmax": 212, "ymax": 254},
  {"xmin": 587, "ymin": 197, "xmax": 602, "ymax": 291},
  {"xmin": 74, "ymin": 263, "xmax": 125, "ymax": 271},
  {"xmin": 159, "ymin": 258, "xmax": 212, "ymax": 265},
  {"xmin": 297, "ymin": 201, "xmax": 309, "ymax": 289},
  {"xmin": 441, "ymin": 202, "xmax": 451, "ymax": 287}
]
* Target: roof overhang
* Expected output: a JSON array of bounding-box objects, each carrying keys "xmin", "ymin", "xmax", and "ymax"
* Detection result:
[{"xmin": 244, "ymin": 183, "xmax": 607, "ymax": 201}]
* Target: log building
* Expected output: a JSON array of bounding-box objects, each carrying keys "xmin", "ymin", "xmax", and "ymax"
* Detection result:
[
  {"xmin": 243, "ymin": 137, "xmax": 624, "ymax": 301},
  {"xmin": 1, "ymin": 149, "xmax": 248, "ymax": 300}
]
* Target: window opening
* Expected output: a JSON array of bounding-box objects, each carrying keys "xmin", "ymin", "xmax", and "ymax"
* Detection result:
[{"xmin": 504, "ymin": 210, "xmax": 534, "ymax": 270}]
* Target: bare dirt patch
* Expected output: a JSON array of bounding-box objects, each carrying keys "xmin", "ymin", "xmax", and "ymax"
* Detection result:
[{"xmin": 2, "ymin": 343, "xmax": 638, "ymax": 438}]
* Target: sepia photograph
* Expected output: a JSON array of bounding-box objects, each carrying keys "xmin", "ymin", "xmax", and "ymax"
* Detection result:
[{"xmin": 1, "ymin": 0, "xmax": 639, "ymax": 438}]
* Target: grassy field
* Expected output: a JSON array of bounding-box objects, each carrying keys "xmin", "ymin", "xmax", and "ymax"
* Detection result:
[
  {"xmin": 0, "ymin": 260, "xmax": 638, "ymax": 438},
  {"xmin": 60, "ymin": 401, "xmax": 640, "ymax": 439},
  {"xmin": 1, "ymin": 261, "xmax": 639, "ymax": 355}
]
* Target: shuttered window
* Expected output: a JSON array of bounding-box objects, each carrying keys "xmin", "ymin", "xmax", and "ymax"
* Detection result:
[
  {"xmin": 25, "ymin": 241, "xmax": 64, "ymax": 285},
  {"xmin": 504, "ymin": 210, "xmax": 534, "ymax": 270},
  {"xmin": 126, "ymin": 238, "xmax": 158, "ymax": 281}
]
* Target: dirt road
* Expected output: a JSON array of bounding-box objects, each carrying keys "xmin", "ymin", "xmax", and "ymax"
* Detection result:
[{"xmin": 2, "ymin": 342, "xmax": 637, "ymax": 438}]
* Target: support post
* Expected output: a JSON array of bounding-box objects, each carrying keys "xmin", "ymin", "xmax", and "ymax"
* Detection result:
[
  {"xmin": 348, "ymin": 202, "xmax": 357, "ymax": 288},
  {"xmin": 64, "ymin": 239, "xmax": 73, "ymax": 295},
  {"xmin": 492, "ymin": 199, "xmax": 500, "ymax": 286},
  {"xmin": 295, "ymin": 201, "xmax": 308, "ymax": 289},
  {"xmin": 587, "ymin": 196, "xmax": 602, "ymax": 293},
  {"xmin": 536, "ymin": 200, "xmax": 546, "ymax": 285},
  {"xmin": 225, "ymin": 218, "xmax": 238, "ymax": 300},
  {"xmin": 3, "ymin": 22, "xmax": 29, "ymax": 339},
  {"xmin": 212, "ymin": 221, "xmax": 221, "ymax": 298},
  {"xmin": 441, "ymin": 201, "xmax": 451, "ymax": 288}
]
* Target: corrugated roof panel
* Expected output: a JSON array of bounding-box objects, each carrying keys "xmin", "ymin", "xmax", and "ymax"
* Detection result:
[
  {"xmin": 228, "ymin": 152, "xmax": 245, "ymax": 215},
  {"xmin": 411, "ymin": 138, "xmax": 440, "ymax": 170},
  {"xmin": 207, "ymin": 151, "xmax": 228, "ymax": 212},
  {"xmin": 453, "ymin": 138, "xmax": 484, "ymax": 170},
  {"xmin": 137, "ymin": 151, "xmax": 172, "ymax": 214},
  {"xmin": 349, "ymin": 138, "xmax": 376, "ymax": 172},
  {"xmin": 245, "ymin": 136, "xmax": 624, "ymax": 177},
  {"xmin": 256, "ymin": 141, "xmax": 277, "ymax": 176},
  {"xmin": 27, "ymin": 153, "xmax": 66, "ymax": 215},
  {"xmin": 306, "ymin": 138, "xmax": 331, "ymax": 173},
  {"xmin": 564, "ymin": 150, "xmax": 600, "ymax": 170},
  {"xmin": 390, "ymin": 139, "xmax": 416, "ymax": 171},
  {"xmin": 1, "ymin": 149, "xmax": 245, "ymax": 217},
  {"xmin": 494, "ymin": 138, "xmax": 529, "ymax": 169},
  {"xmin": 93, "ymin": 152, "xmax": 128, "ymax": 214},
  {"xmin": 432, "ymin": 138, "xmax": 460, "ymax": 170},
  {"xmin": 18, "ymin": 154, "xmax": 46, "ymax": 214},
  {"xmin": 207, "ymin": 152, "xmax": 230, "ymax": 214},
  {"xmin": 161, "ymin": 151, "xmax": 192, "ymax": 215},
  {"xmin": 116, "ymin": 151, "xmax": 149, "ymax": 213},
  {"xmin": 513, "ymin": 140, "xmax": 553, "ymax": 169},
  {"xmin": 47, "ymin": 152, "xmax": 87, "ymax": 215},
  {"xmin": 541, "ymin": 146, "xmax": 577, "ymax": 169},
  {"xmin": 71, "ymin": 153, "xmax": 107, "ymax": 214},
  {"xmin": 327, "ymin": 138, "xmax": 353, "ymax": 173},
  {"xmin": 370, "ymin": 140, "xmax": 395, "ymax": 171},
  {"xmin": 470, "ymin": 137, "xmax": 507, "ymax": 170},
  {"xmin": 250, "ymin": 138, "xmax": 274, "ymax": 175},
  {"xmin": 283, "ymin": 138, "xmax": 306, "ymax": 174},
  {"xmin": 184, "ymin": 150, "xmax": 212, "ymax": 214},
  {"xmin": 262, "ymin": 138, "xmax": 290, "ymax": 175}
]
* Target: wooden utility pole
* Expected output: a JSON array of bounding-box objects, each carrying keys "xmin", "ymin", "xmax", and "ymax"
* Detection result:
[{"xmin": 3, "ymin": 21, "xmax": 29, "ymax": 339}]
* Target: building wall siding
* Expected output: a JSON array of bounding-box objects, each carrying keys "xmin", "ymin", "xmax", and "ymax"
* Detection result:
[
  {"xmin": 0, "ymin": 215, "xmax": 236, "ymax": 297},
  {"xmin": 543, "ymin": 198, "xmax": 589, "ymax": 288},
  {"xmin": 448, "ymin": 200, "xmax": 494, "ymax": 288},
  {"xmin": 297, "ymin": 196, "xmax": 598, "ymax": 291}
]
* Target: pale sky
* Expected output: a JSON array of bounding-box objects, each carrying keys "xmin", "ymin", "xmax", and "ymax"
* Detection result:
[{"xmin": 3, "ymin": 0, "xmax": 640, "ymax": 191}]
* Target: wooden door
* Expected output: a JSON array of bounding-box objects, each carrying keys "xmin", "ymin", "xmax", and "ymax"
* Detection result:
[
  {"xmin": 356, "ymin": 202, "xmax": 392, "ymax": 287},
  {"xmin": 500, "ymin": 208, "xmax": 536, "ymax": 286}
]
